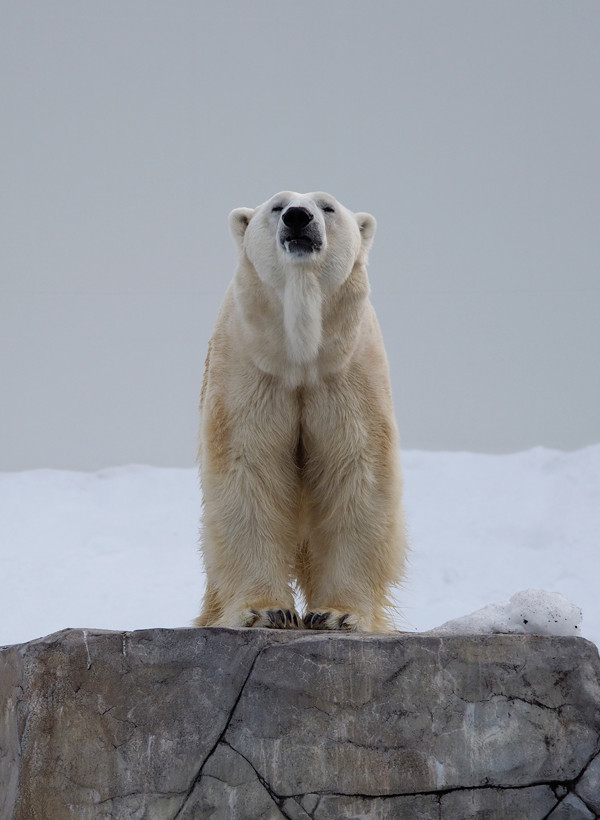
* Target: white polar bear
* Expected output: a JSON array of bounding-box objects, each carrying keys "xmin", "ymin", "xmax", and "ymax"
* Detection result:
[{"xmin": 195, "ymin": 191, "xmax": 407, "ymax": 632}]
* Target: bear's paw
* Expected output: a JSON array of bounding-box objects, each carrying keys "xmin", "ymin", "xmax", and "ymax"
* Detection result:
[
  {"xmin": 303, "ymin": 610, "xmax": 363, "ymax": 631},
  {"xmin": 242, "ymin": 608, "xmax": 302, "ymax": 629}
]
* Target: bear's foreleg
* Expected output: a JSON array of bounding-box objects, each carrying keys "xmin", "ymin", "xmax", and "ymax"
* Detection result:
[
  {"xmin": 198, "ymin": 378, "xmax": 302, "ymax": 628},
  {"xmin": 300, "ymin": 371, "xmax": 406, "ymax": 632}
]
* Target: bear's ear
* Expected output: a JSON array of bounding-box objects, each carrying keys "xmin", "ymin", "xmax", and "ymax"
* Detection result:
[
  {"xmin": 228, "ymin": 207, "xmax": 255, "ymax": 249},
  {"xmin": 355, "ymin": 213, "xmax": 377, "ymax": 253}
]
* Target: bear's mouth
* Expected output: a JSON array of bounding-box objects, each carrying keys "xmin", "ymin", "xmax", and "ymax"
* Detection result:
[{"xmin": 282, "ymin": 236, "xmax": 322, "ymax": 255}]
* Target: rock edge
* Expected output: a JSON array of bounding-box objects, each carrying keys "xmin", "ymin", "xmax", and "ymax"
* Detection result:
[{"xmin": 1, "ymin": 628, "xmax": 600, "ymax": 819}]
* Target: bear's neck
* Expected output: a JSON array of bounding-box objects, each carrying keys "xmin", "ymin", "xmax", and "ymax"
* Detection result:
[
  {"xmin": 282, "ymin": 270, "xmax": 322, "ymax": 365},
  {"xmin": 233, "ymin": 258, "xmax": 370, "ymax": 387}
]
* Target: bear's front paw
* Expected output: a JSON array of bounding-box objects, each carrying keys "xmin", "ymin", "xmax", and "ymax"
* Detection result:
[
  {"xmin": 303, "ymin": 610, "xmax": 362, "ymax": 631},
  {"xmin": 241, "ymin": 608, "xmax": 302, "ymax": 629}
]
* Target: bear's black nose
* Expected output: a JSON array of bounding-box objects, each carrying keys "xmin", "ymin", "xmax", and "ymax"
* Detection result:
[{"xmin": 282, "ymin": 206, "xmax": 313, "ymax": 230}]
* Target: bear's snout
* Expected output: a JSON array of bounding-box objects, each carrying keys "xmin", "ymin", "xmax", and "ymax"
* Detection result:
[
  {"xmin": 279, "ymin": 204, "xmax": 323, "ymax": 256},
  {"xmin": 282, "ymin": 206, "xmax": 313, "ymax": 230}
]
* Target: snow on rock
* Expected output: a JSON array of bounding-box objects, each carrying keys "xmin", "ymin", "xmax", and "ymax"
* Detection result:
[{"xmin": 433, "ymin": 589, "xmax": 583, "ymax": 637}]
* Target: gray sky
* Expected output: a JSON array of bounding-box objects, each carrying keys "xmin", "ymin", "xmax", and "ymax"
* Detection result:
[{"xmin": 2, "ymin": 1, "xmax": 599, "ymax": 470}]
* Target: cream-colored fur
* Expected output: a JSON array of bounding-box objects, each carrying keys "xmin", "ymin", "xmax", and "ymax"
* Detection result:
[{"xmin": 195, "ymin": 191, "xmax": 407, "ymax": 632}]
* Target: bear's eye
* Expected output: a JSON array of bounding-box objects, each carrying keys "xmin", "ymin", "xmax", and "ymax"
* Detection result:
[
  {"xmin": 321, "ymin": 205, "xmax": 335, "ymax": 213},
  {"xmin": 271, "ymin": 205, "xmax": 283, "ymax": 213}
]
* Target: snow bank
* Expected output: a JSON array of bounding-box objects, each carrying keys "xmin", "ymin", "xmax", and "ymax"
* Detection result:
[{"xmin": 1, "ymin": 445, "xmax": 598, "ymax": 648}]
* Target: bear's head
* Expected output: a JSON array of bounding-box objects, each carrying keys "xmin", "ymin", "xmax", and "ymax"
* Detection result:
[{"xmin": 229, "ymin": 191, "xmax": 376, "ymax": 294}]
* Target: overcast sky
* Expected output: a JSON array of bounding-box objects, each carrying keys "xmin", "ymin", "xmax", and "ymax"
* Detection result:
[{"xmin": 1, "ymin": 1, "xmax": 599, "ymax": 470}]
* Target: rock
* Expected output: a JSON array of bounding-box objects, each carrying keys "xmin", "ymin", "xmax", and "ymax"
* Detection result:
[
  {"xmin": 547, "ymin": 793, "xmax": 596, "ymax": 819},
  {"xmin": 1, "ymin": 629, "xmax": 599, "ymax": 819},
  {"xmin": 577, "ymin": 752, "xmax": 600, "ymax": 814}
]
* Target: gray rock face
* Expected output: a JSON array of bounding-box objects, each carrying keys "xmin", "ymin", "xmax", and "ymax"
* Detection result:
[{"xmin": 1, "ymin": 629, "xmax": 599, "ymax": 819}]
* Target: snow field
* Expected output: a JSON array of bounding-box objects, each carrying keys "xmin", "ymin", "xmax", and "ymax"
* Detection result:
[{"xmin": 1, "ymin": 446, "xmax": 598, "ymax": 648}]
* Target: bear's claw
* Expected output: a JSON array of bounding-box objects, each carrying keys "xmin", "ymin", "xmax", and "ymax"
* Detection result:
[
  {"xmin": 243, "ymin": 608, "xmax": 301, "ymax": 629},
  {"xmin": 303, "ymin": 610, "xmax": 361, "ymax": 631}
]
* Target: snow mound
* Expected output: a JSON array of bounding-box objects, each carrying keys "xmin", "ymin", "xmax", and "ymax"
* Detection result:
[{"xmin": 432, "ymin": 589, "xmax": 582, "ymax": 637}]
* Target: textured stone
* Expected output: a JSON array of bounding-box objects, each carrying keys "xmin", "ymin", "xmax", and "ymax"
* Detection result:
[
  {"xmin": 315, "ymin": 786, "xmax": 559, "ymax": 820},
  {"xmin": 441, "ymin": 786, "xmax": 558, "ymax": 819},
  {"xmin": 314, "ymin": 793, "xmax": 440, "ymax": 819},
  {"xmin": 576, "ymin": 752, "xmax": 600, "ymax": 813},
  {"xmin": 1, "ymin": 629, "xmax": 599, "ymax": 819},
  {"xmin": 547, "ymin": 793, "xmax": 596, "ymax": 819}
]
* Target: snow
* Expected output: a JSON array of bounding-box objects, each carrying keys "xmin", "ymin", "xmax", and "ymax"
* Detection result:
[
  {"xmin": 433, "ymin": 590, "xmax": 582, "ymax": 637},
  {"xmin": 1, "ymin": 445, "xmax": 599, "ymax": 649}
]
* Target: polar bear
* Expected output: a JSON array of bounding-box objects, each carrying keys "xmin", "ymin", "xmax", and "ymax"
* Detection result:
[{"xmin": 195, "ymin": 191, "xmax": 407, "ymax": 632}]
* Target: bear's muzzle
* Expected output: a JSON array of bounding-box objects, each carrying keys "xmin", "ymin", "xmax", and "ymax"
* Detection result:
[{"xmin": 279, "ymin": 206, "xmax": 323, "ymax": 255}]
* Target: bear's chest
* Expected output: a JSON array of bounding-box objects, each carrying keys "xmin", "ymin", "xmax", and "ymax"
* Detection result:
[{"xmin": 282, "ymin": 271, "xmax": 323, "ymax": 365}]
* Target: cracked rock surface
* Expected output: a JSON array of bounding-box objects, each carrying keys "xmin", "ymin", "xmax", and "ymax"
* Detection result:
[{"xmin": 1, "ymin": 629, "xmax": 599, "ymax": 819}]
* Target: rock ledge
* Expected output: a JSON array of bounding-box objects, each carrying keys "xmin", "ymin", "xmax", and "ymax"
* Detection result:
[{"xmin": 1, "ymin": 629, "xmax": 599, "ymax": 819}]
